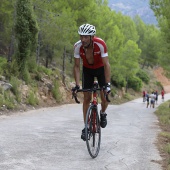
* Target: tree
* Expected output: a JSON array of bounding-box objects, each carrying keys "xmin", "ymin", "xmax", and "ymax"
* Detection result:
[
  {"xmin": 150, "ymin": 0, "xmax": 170, "ymax": 72},
  {"xmin": 120, "ymin": 40, "xmax": 141, "ymax": 92},
  {"xmin": 0, "ymin": 0, "xmax": 16, "ymax": 58},
  {"xmin": 15, "ymin": 0, "xmax": 38, "ymax": 80}
]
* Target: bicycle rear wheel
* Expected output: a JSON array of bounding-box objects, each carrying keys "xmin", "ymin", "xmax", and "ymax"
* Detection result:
[{"xmin": 85, "ymin": 105, "xmax": 101, "ymax": 158}]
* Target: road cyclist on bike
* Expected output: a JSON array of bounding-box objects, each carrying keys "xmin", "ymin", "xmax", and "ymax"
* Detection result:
[{"xmin": 72, "ymin": 23, "xmax": 111, "ymax": 141}]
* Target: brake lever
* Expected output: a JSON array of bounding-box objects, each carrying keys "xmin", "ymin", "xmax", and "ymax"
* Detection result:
[{"xmin": 72, "ymin": 92, "xmax": 80, "ymax": 104}]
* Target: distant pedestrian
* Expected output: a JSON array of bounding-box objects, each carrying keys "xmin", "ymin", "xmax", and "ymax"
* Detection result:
[
  {"xmin": 142, "ymin": 90, "xmax": 146, "ymax": 102},
  {"xmin": 154, "ymin": 90, "xmax": 158, "ymax": 104},
  {"xmin": 150, "ymin": 92, "xmax": 156, "ymax": 108},
  {"xmin": 161, "ymin": 89, "xmax": 165, "ymax": 102},
  {"xmin": 146, "ymin": 93, "xmax": 150, "ymax": 108}
]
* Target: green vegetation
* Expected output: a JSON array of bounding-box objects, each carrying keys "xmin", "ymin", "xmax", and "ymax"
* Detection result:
[
  {"xmin": 27, "ymin": 91, "xmax": 39, "ymax": 106},
  {"xmin": 0, "ymin": 0, "xmax": 170, "ymax": 110},
  {"xmin": 155, "ymin": 101, "xmax": 170, "ymax": 125},
  {"xmin": 0, "ymin": 88, "xmax": 15, "ymax": 109},
  {"xmin": 136, "ymin": 69, "xmax": 150, "ymax": 84},
  {"xmin": 128, "ymin": 76, "xmax": 142, "ymax": 92},
  {"xmin": 0, "ymin": 57, "xmax": 7, "ymax": 75},
  {"xmin": 10, "ymin": 77, "xmax": 21, "ymax": 102},
  {"xmin": 155, "ymin": 100, "xmax": 170, "ymax": 169},
  {"xmin": 52, "ymin": 80, "xmax": 61, "ymax": 102},
  {"xmin": 150, "ymin": 0, "xmax": 170, "ymax": 72},
  {"xmin": 15, "ymin": 0, "xmax": 38, "ymax": 81}
]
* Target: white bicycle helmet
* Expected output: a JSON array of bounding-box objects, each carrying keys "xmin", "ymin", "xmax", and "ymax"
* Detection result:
[{"xmin": 78, "ymin": 24, "xmax": 96, "ymax": 36}]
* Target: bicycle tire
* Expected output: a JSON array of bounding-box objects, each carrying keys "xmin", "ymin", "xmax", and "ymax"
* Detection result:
[{"xmin": 85, "ymin": 105, "xmax": 101, "ymax": 158}]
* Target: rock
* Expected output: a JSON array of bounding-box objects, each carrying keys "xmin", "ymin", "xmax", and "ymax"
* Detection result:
[
  {"xmin": 21, "ymin": 85, "xmax": 29, "ymax": 98},
  {"xmin": 41, "ymin": 95, "xmax": 48, "ymax": 101},
  {"xmin": 0, "ymin": 76, "xmax": 6, "ymax": 81},
  {"xmin": 0, "ymin": 81, "xmax": 12, "ymax": 90}
]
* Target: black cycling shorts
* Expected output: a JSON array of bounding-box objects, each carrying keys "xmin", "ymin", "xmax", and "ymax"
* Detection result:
[{"xmin": 82, "ymin": 66, "xmax": 106, "ymax": 89}]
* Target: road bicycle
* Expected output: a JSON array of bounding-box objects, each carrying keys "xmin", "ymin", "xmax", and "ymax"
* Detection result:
[{"xmin": 72, "ymin": 81, "xmax": 110, "ymax": 158}]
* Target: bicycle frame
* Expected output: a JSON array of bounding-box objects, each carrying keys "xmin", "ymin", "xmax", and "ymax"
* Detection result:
[
  {"xmin": 72, "ymin": 83, "xmax": 110, "ymax": 158},
  {"xmin": 91, "ymin": 90, "xmax": 98, "ymax": 133}
]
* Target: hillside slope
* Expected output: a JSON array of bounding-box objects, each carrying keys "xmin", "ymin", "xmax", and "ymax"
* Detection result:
[{"xmin": 154, "ymin": 67, "xmax": 170, "ymax": 93}]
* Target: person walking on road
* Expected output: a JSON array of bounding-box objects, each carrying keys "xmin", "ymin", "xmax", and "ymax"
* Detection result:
[
  {"xmin": 150, "ymin": 92, "xmax": 156, "ymax": 108},
  {"xmin": 161, "ymin": 89, "xmax": 165, "ymax": 102},
  {"xmin": 154, "ymin": 90, "xmax": 158, "ymax": 104},
  {"xmin": 142, "ymin": 90, "xmax": 146, "ymax": 102},
  {"xmin": 146, "ymin": 92, "xmax": 150, "ymax": 108},
  {"xmin": 72, "ymin": 23, "xmax": 111, "ymax": 141}
]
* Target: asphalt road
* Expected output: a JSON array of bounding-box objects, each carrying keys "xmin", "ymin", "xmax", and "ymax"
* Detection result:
[{"xmin": 0, "ymin": 94, "xmax": 170, "ymax": 170}]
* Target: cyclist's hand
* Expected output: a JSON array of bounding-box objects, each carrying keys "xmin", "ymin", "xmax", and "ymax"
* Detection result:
[
  {"xmin": 103, "ymin": 83, "xmax": 111, "ymax": 102},
  {"xmin": 72, "ymin": 85, "xmax": 80, "ymax": 94},
  {"xmin": 105, "ymin": 83, "xmax": 111, "ymax": 94}
]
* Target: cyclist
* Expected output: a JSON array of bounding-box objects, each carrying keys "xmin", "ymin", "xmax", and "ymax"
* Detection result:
[
  {"xmin": 161, "ymin": 89, "xmax": 165, "ymax": 102},
  {"xmin": 72, "ymin": 23, "xmax": 111, "ymax": 141}
]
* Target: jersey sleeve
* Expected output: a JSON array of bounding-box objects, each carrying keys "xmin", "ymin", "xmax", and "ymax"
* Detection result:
[
  {"xmin": 74, "ymin": 41, "xmax": 81, "ymax": 58},
  {"xmin": 95, "ymin": 38, "xmax": 108, "ymax": 58}
]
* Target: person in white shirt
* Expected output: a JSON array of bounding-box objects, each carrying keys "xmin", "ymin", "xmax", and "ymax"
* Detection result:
[{"xmin": 150, "ymin": 92, "xmax": 156, "ymax": 108}]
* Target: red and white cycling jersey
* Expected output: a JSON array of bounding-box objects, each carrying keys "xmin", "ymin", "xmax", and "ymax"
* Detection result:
[{"xmin": 74, "ymin": 36, "xmax": 108, "ymax": 69}]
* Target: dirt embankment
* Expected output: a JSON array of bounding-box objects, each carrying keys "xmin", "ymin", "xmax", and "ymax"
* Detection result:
[{"xmin": 154, "ymin": 67, "xmax": 170, "ymax": 93}]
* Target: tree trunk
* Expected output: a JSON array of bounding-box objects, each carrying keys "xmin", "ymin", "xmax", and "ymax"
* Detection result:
[
  {"xmin": 62, "ymin": 46, "xmax": 66, "ymax": 85},
  {"xmin": 125, "ymin": 76, "xmax": 128, "ymax": 93},
  {"xmin": 36, "ymin": 32, "xmax": 41, "ymax": 65},
  {"xmin": 45, "ymin": 44, "xmax": 49, "ymax": 68},
  {"xmin": 142, "ymin": 59, "xmax": 146, "ymax": 69},
  {"xmin": 7, "ymin": 36, "xmax": 14, "ymax": 62}
]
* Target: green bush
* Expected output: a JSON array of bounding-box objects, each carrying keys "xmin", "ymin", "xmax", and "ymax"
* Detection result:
[
  {"xmin": 22, "ymin": 68, "xmax": 31, "ymax": 84},
  {"xmin": 0, "ymin": 57, "xmax": 7, "ymax": 75},
  {"xmin": 164, "ymin": 144, "xmax": 170, "ymax": 154},
  {"xmin": 155, "ymin": 101, "xmax": 170, "ymax": 125},
  {"xmin": 110, "ymin": 88, "xmax": 116, "ymax": 97},
  {"xmin": 37, "ymin": 65, "xmax": 53, "ymax": 76},
  {"xmin": 27, "ymin": 91, "xmax": 39, "ymax": 106},
  {"xmin": 52, "ymin": 80, "xmax": 61, "ymax": 102},
  {"xmin": 136, "ymin": 69, "xmax": 150, "ymax": 84},
  {"xmin": 128, "ymin": 76, "xmax": 142, "ymax": 91},
  {"xmin": 0, "ymin": 94, "xmax": 4, "ymax": 107},
  {"xmin": 3, "ymin": 60, "xmax": 19, "ymax": 79},
  {"xmin": 0, "ymin": 86, "xmax": 3, "ymax": 94},
  {"xmin": 123, "ymin": 93, "xmax": 131, "ymax": 100},
  {"xmin": 3, "ymin": 91, "xmax": 15, "ymax": 109},
  {"xmin": 111, "ymin": 75, "xmax": 126, "ymax": 88},
  {"xmin": 27, "ymin": 57, "xmax": 37, "ymax": 73},
  {"xmin": 10, "ymin": 77, "xmax": 21, "ymax": 102},
  {"xmin": 34, "ymin": 71, "xmax": 42, "ymax": 81}
]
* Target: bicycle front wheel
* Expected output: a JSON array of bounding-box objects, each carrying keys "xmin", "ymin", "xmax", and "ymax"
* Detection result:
[{"xmin": 85, "ymin": 105, "xmax": 101, "ymax": 158}]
